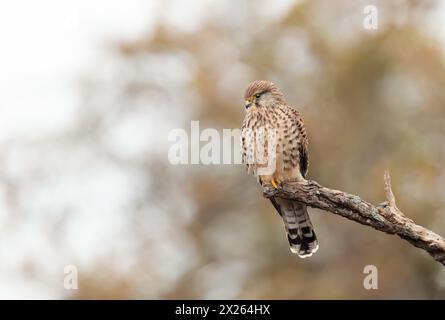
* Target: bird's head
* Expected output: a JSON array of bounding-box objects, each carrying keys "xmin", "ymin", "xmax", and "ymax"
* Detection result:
[{"xmin": 243, "ymin": 80, "xmax": 286, "ymax": 110}]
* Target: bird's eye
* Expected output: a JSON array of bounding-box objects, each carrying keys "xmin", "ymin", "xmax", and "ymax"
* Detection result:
[{"xmin": 255, "ymin": 93, "xmax": 261, "ymax": 99}]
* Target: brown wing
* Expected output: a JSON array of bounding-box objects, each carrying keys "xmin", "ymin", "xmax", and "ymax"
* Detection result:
[
  {"xmin": 291, "ymin": 108, "xmax": 309, "ymax": 178},
  {"xmin": 299, "ymin": 134, "xmax": 308, "ymax": 178}
]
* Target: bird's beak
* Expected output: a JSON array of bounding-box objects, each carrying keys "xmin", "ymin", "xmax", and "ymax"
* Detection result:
[{"xmin": 245, "ymin": 100, "xmax": 252, "ymax": 109}]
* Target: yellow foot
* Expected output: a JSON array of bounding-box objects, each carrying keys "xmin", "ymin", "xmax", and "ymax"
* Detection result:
[{"xmin": 271, "ymin": 178, "xmax": 281, "ymax": 189}]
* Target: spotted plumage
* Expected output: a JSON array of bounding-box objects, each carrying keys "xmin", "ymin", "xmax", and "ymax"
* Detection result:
[{"xmin": 241, "ymin": 80, "xmax": 318, "ymax": 258}]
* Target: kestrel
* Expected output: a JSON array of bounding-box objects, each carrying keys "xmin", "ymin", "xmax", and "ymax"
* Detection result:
[{"xmin": 241, "ymin": 80, "xmax": 318, "ymax": 258}]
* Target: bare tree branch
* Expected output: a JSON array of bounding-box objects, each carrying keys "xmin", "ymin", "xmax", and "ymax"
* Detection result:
[{"xmin": 263, "ymin": 171, "xmax": 445, "ymax": 266}]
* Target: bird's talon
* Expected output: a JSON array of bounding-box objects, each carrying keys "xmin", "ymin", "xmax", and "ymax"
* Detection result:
[{"xmin": 271, "ymin": 178, "xmax": 281, "ymax": 189}]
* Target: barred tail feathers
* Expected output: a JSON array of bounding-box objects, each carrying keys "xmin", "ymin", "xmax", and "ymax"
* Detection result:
[{"xmin": 276, "ymin": 198, "xmax": 318, "ymax": 258}]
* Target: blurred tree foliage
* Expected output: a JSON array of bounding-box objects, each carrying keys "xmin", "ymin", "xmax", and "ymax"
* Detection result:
[{"xmin": 71, "ymin": 0, "xmax": 445, "ymax": 298}]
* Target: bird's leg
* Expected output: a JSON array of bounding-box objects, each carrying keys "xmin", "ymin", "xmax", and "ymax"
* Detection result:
[{"xmin": 271, "ymin": 178, "xmax": 282, "ymax": 189}]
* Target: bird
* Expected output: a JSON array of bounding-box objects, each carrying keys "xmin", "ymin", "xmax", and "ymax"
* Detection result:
[{"xmin": 241, "ymin": 80, "xmax": 318, "ymax": 258}]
